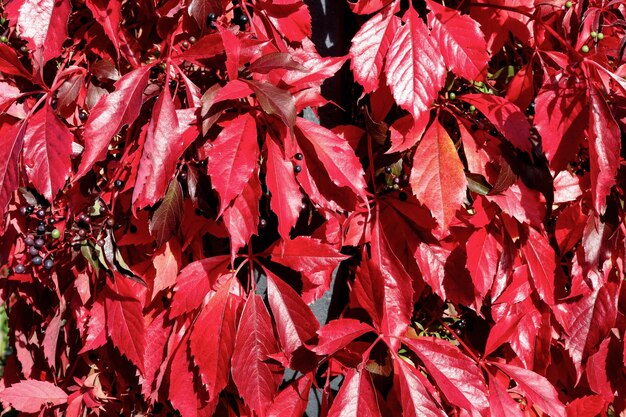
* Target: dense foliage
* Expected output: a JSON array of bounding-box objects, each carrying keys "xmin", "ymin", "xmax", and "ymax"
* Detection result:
[{"xmin": 0, "ymin": 0, "xmax": 625, "ymax": 416}]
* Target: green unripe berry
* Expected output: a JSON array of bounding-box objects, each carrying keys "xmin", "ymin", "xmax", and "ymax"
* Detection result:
[
  {"xmin": 590, "ymin": 31, "xmax": 598, "ymax": 38},
  {"xmin": 581, "ymin": 45, "xmax": 589, "ymax": 53},
  {"xmin": 51, "ymin": 228, "xmax": 61, "ymax": 239},
  {"xmin": 0, "ymin": 35, "xmax": 8, "ymax": 43},
  {"xmin": 448, "ymin": 92, "xmax": 456, "ymax": 100},
  {"xmin": 597, "ymin": 33, "xmax": 604, "ymax": 40},
  {"xmin": 565, "ymin": 1, "xmax": 572, "ymax": 8},
  {"xmin": 469, "ymin": 105, "xmax": 476, "ymax": 113}
]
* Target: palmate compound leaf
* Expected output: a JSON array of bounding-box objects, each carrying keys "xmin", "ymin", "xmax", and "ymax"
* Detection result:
[
  {"xmin": 385, "ymin": 7, "xmax": 446, "ymax": 120},
  {"xmin": 207, "ymin": 112, "xmax": 259, "ymax": 216},
  {"xmin": 75, "ymin": 65, "xmax": 151, "ymax": 179},
  {"xmin": 0, "ymin": 379, "xmax": 68, "ymax": 413},
  {"xmin": 403, "ymin": 335, "xmax": 489, "ymax": 416},
  {"xmin": 231, "ymin": 294, "xmax": 282, "ymax": 417},
  {"xmin": 327, "ymin": 368, "xmax": 382, "ymax": 417},
  {"xmin": 22, "ymin": 103, "xmax": 73, "ymax": 201},
  {"xmin": 350, "ymin": 2, "xmax": 400, "ymax": 93},
  {"xmin": 425, "ymin": 0, "xmax": 489, "ymax": 81},
  {"xmin": 410, "ymin": 119, "xmax": 466, "ymax": 232}
]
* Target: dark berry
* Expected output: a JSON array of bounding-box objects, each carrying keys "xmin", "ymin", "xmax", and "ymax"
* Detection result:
[
  {"xmin": 207, "ymin": 12, "xmax": 216, "ymax": 21},
  {"xmin": 47, "ymin": 218, "xmax": 55, "ymax": 225},
  {"xmin": 294, "ymin": 153, "xmax": 303, "ymax": 161},
  {"xmin": 399, "ymin": 192, "xmax": 408, "ymax": 201},
  {"xmin": 79, "ymin": 214, "xmax": 90, "ymax": 224},
  {"xmin": 181, "ymin": 40, "xmax": 189, "ymax": 48},
  {"xmin": 470, "ymin": 124, "xmax": 478, "ymax": 131},
  {"xmin": 24, "ymin": 236, "xmax": 35, "ymax": 246},
  {"xmin": 32, "ymin": 256, "xmax": 43, "ymax": 266},
  {"xmin": 34, "ymin": 238, "xmax": 45, "ymax": 248},
  {"xmin": 19, "ymin": 45, "xmax": 28, "ymax": 53},
  {"xmin": 29, "ymin": 246, "xmax": 39, "ymax": 256},
  {"xmin": 197, "ymin": 159, "xmax": 207, "ymax": 167},
  {"xmin": 179, "ymin": 171, "xmax": 187, "ymax": 180},
  {"xmin": 294, "ymin": 165, "xmax": 302, "ymax": 174},
  {"xmin": 19, "ymin": 206, "xmax": 28, "ymax": 215},
  {"xmin": 79, "ymin": 110, "xmax": 88, "ymax": 121},
  {"xmin": 78, "ymin": 229, "xmax": 87, "ymax": 238},
  {"xmin": 26, "ymin": 205, "xmax": 34, "ymax": 214},
  {"xmin": 189, "ymin": 36, "xmax": 197, "ymax": 44},
  {"xmin": 51, "ymin": 98, "xmax": 58, "ymax": 110},
  {"xmin": 259, "ymin": 218, "xmax": 267, "ymax": 228},
  {"xmin": 114, "ymin": 179, "xmax": 124, "ymax": 189},
  {"xmin": 14, "ymin": 264, "xmax": 26, "ymax": 274},
  {"xmin": 169, "ymin": 80, "xmax": 177, "ymax": 89},
  {"xmin": 489, "ymin": 129, "xmax": 498, "ymax": 136},
  {"xmin": 150, "ymin": 66, "xmax": 161, "ymax": 79},
  {"xmin": 37, "ymin": 224, "xmax": 46, "ymax": 234},
  {"xmin": 384, "ymin": 166, "xmax": 392, "ymax": 174},
  {"xmin": 106, "ymin": 218, "xmax": 115, "ymax": 227},
  {"xmin": 239, "ymin": 14, "xmax": 248, "ymax": 24},
  {"xmin": 129, "ymin": 224, "xmax": 138, "ymax": 233},
  {"xmin": 393, "ymin": 177, "xmax": 400, "ymax": 185},
  {"xmin": 97, "ymin": 239, "xmax": 105, "ymax": 247},
  {"xmin": 43, "ymin": 258, "xmax": 54, "ymax": 270},
  {"xmin": 99, "ymin": 205, "xmax": 108, "ymax": 214},
  {"xmin": 36, "ymin": 209, "xmax": 45, "ymax": 218}
]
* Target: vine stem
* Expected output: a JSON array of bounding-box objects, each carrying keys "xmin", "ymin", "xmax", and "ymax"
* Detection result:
[{"xmin": 468, "ymin": 2, "xmax": 580, "ymax": 56}]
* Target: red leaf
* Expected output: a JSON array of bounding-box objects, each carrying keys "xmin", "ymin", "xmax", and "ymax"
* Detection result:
[
  {"xmin": 425, "ymin": 0, "xmax": 489, "ymax": 80},
  {"xmin": 349, "ymin": 0, "xmax": 394, "ymax": 15},
  {"xmin": 76, "ymin": 66, "xmax": 151, "ymax": 178},
  {"xmin": 232, "ymin": 294, "xmax": 282, "ymax": 417},
  {"xmin": 222, "ymin": 174, "xmax": 262, "ymax": 259},
  {"xmin": 148, "ymin": 180, "xmax": 184, "ymax": 246},
  {"xmin": 150, "ymin": 240, "xmax": 182, "ymax": 300},
  {"xmin": 460, "ymin": 94, "xmax": 531, "ymax": 152},
  {"xmin": 188, "ymin": 0, "xmax": 223, "ymax": 31},
  {"xmin": 403, "ymin": 336, "xmax": 489, "ymax": 416},
  {"xmin": 313, "ymin": 319, "xmax": 374, "ymax": 355},
  {"xmin": 265, "ymin": 134, "xmax": 302, "ymax": 239},
  {"xmin": 266, "ymin": 376, "xmax": 312, "ymax": 417},
  {"xmin": 105, "ymin": 275, "xmax": 146, "ymax": 373},
  {"xmin": 247, "ymin": 80, "xmax": 297, "ymax": 129},
  {"xmin": 385, "ymin": 7, "xmax": 446, "ymax": 120},
  {"xmin": 207, "ymin": 113, "xmax": 258, "ymax": 215},
  {"xmin": 85, "ymin": 0, "xmax": 121, "ymax": 56},
  {"xmin": 466, "ymin": 227, "xmax": 499, "ymax": 300},
  {"xmin": 22, "ymin": 104, "xmax": 73, "ymax": 200},
  {"xmin": 588, "ymin": 86, "xmax": 621, "ymax": 215},
  {"xmin": 350, "ymin": 3, "xmax": 400, "ymax": 93},
  {"xmin": 566, "ymin": 395, "xmax": 607, "ymax": 417},
  {"xmin": 394, "ymin": 358, "xmax": 446, "ymax": 417},
  {"xmin": 495, "ymin": 363, "xmax": 566, "ymax": 417},
  {"xmin": 179, "ymin": 33, "xmax": 225, "ymax": 63},
  {"xmin": 327, "ymin": 368, "xmax": 382, "ymax": 417},
  {"xmin": 189, "ymin": 277, "xmax": 238, "ymax": 400},
  {"xmin": 0, "ymin": 379, "xmax": 68, "ymax": 413},
  {"xmin": 140, "ymin": 310, "xmax": 172, "ymax": 399},
  {"xmin": 265, "ymin": 270, "xmax": 319, "ymax": 356},
  {"xmin": 0, "ymin": 122, "xmax": 24, "ymax": 229},
  {"xmin": 271, "ymin": 236, "xmax": 348, "ymax": 275},
  {"xmin": 410, "ymin": 120, "xmax": 466, "ymax": 231},
  {"xmin": 9, "ymin": 0, "xmax": 71, "ymax": 63},
  {"xmin": 488, "ymin": 374, "xmax": 524, "ymax": 417},
  {"xmin": 133, "ymin": 89, "xmax": 192, "ymax": 208},
  {"xmin": 0, "ymin": 44, "xmax": 32, "ymax": 78},
  {"xmin": 521, "ymin": 227, "xmax": 558, "ymax": 305},
  {"xmin": 249, "ymin": 52, "xmax": 307, "ymax": 74}
]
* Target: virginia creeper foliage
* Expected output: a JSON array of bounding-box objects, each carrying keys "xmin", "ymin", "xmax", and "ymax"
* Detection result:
[{"xmin": 0, "ymin": 0, "xmax": 625, "ymax": 416}]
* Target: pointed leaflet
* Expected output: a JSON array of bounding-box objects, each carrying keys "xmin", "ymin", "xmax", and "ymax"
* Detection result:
[
  {"xmin": 247, "ymin": 81, "xmax": 297, "ymax": 129},
  {"xmin": 403, "ymin": 336, "xmax": 489, "ymax": 416},
  {"xmin": 425, "ymin": 0, "xmax": 489, "ymax": 80},
  {"xmin": 170, "ymin": 255, "xmax": 230, "ymax": 317},
  {"xmin": 496, "ymin": 363, "xmax": 566, "ymax": 417},
  {"xmin": 223, "ymin": 174, "xmax": 262, "ymax": 260},
  {"xmin": 232, "ymin": 294, "xmax": 281, "ymax": 417},
  {"xmin": 0, "ymin": 122, "xmax": 24, "ymax": 229},
  {"xmin": 265, "ymin": 270, "xmax": 319, "ymax": 356},
  {"xmin": 207, "ymin": 113, "xmax": 259, "ymax": 216},
  {"xmin": 327, "ymin": 368, "xmax": 381, "ymax": 417},
  {"xmin": 189, "ymin": 277, "xmax": 238, "ymax": 400},
  {"xmin": 85, "ymin": 0, "xmax": 121, "ymax": 56},
  {"xmin": 270, "ymin": 236, "xmax": 348, "ymax": 274},
  {"xmin": 104, "ymin": 274, "xmax": 145, "ymax": 373},
  {"xmin": 266, "ymin": 376, "xmax": 312, "ymax": 417},
  {"xmin": 465, "ymin": 227, "xmax": 499, "ymax": 299},
  {"xmin": 410, "ymin": 120, "xmax": 466, "ymax": 231},
  {"xmin": 385, "ymin": 7, "xmax": 446, "ymax": 120},
  {"xmin": 521, "ymin": 227, "xmax": 557, "ymax": 305},
  {"xmin": 350, "ymin": 3, "xmax": 400, "ymax": 93},
  {"xmin": 0, "ymin": 44, "xmax": 32, "ymax": 78},
  {"xmin": 588, "ymin": 86, "xmax": 620, "ymax": 215},
  {"xmin": 76, "ymin": 66, "xmax": 151, "ymax": 179},
  {"xmin": 8, "ymin": 0, "xmax": 71, "ymax": 63},
  {"xmin": 0, "ymin": 380, "xmax": 68, "ymax": 413},
  {"xmin": 313, "ymin": 319, "xmax": 374, "ymax": 355},
  {"xmin": 148, "ymin": 180, "xmax": 183, "ymax": 247},
  {"xmin": 150, "ymin": 240, "xmax": 181, "ymax": 300},
  {"xmin": 133, "ymin": 88, "xmax": 184, "ymax": 208},
  {"xmin": 189, "ymin": 0, "xmax": 223, "ymax": 32},
  {"xmin": 168, "ymin": 330, "xmax": 202, "ymax": 417},
  {"xmin": 265, "ymin": 134, "xmax": 301, "ymax": 239},
  {"xmin": 394, "ymin": 358, "xmax": 447, "ymax": 417},
  {"xmin": 22, "ymin": 104, "xmax": 72, "ymax": 200},
  {"xmin": 488, "ymin": 374, "xmax": 524, "ymax": 417},
  {"xmin": 295, "ymin": 118, "xmax": 367, "ymax": 202},
  {"xmin": 141, "ymin": 311, "xmax": 172, "ymax": 399},
  {"xmin": 460, "ymin": 94, "xmax": 531, "ymax": 152}
]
